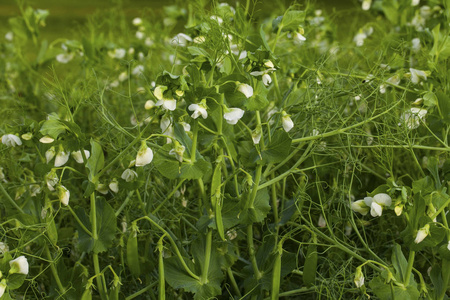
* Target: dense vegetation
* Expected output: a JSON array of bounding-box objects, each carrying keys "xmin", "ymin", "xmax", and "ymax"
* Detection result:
[{"xmin": 1, "ymin": 0, "xmax": 450, "ymax": 299}]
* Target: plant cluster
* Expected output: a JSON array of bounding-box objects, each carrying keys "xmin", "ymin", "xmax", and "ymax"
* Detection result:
[{"xmin": 1, "ymin": 0, "xmax": 450, "ymax": 299}]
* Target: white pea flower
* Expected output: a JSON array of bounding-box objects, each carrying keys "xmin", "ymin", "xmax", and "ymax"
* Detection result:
[
  {"xmin": 56, "ymin": 53, "xmax": 74, "ymax": 64},
  {"xmin": 386, "ymin": 74, "xmax": 401, "ymax": 86},
  {"xmin": 363, "ymin": 193, "xmax": 392, "ymax": 217},
  {"xmin": 154, "ymin": 86, "xmax": 167, "ymax": 100},
  {"xmin": 414, "ymin": 224, "xmax": 430, "ymax": 244},
  {"xmin": 224, "ymin": 108, "xmax": 245, "ymax": 125},
  {"xmin": 362, "ymin": 0, "xmax": 372, "ymax": 10},
  {"xmin": 412, "ymin": 38, "xmax": 421, "ymax": 52},
  {"xmin": 136, "ymin": 141, "xmax": 153, "ymax": 167},
  {"xmin": 40, "ymin": 136, "xmax": 54, "ymax": 144},
  {"xmin": 395, "ymin": 205, "xmax": 403, "ymax": 216},
  {"xmin": 9, "ymin": 256, "xmax": 29, "ymax": 275},
  {"xmin": 345, "ymin": 223, "xmax": 353, "ymax": 236},
  {"xmin": 109, "ymin": 178, "xmax": 119, "ymax": 193},
  {"xmin": 118, "ymin": 71, "xmax": 128, "ymax": 82},
  {"xmin": 5, "ymin": 31, "xmax": 13, "ymax": 41},
  {"xmin": 169, "ymin": 143, "xmax": 186, "ymax": 162},
  {"xmin": 108, "ymin": 48, "xmax": 126, "ymax": 59},
  {"xmin": 132, "ymin": 17, "xmax": 143, "ymax": 26},
  {"xmin": 351, "ymin": 199, "xmax": 370, "ymax": 215},
  {"xmin": 354, "ymin": 267, "xmax": 364, "ymax": 288},
  {"xmin": 0, "ymin": 279, "xmax": 6, "ymax": 297},
  {"xmin": 156, "ymin": 98, "xmax": 177, "ymax": 111},
  {"xmin": 0, "ymin": 242, "xmax": 9, "ymax": 254},
  {"xmin": 447, "ymin": 240, "xmax": 450, "ymax": 251},
  {"xmin": 132, "ymin": 65, "xmax": 144, "ymax": 76},
  {"xmin": 188, "ymin": 99, "xmax": 208, "ymax": 119},
  {"xmin": 210, "ymin": 15, "xmax": 223, "ymax": 24},
  {"xmin": 171, "ymin": 33, "xmax": 192, "ymax": 47},
  {"xmin": 293, "ymin": 32, "xmax": 306, "ymax": 43},
  {"xmin": 54, "ymin": 146, "xmax": 70, "ymax": 167},
  {"xmin": 318, "ymin": 215, "xmax": 326, "ymax": 227},
  {"xmin": 57, "ymin": 185, "xmax": 70, "ymax": 206},
  {"xmin": 2, "ymin": 134, "xmax": 22, "ymax": 147},
  {"xmin": 72, "ymin": 150, "xmax": 90, "ymax": 164},
  {"xmin": 145, "ymin": 100, "xmax": 156, "ymax": 110},
  {"xmin": 180, "ymin": 121, "xmax": 191, "ymax": 132},
  {"xmin": 281, "ymin": 111, "xmax": 294, "ymax": 132},
  {"xmin": 237, "ymin": 83, "xmax": 253, "ymax": 98},
  {"xmin": 399, "ymin": 108, "xmax": 427, "ymax": 129},
  {"xmin": 262, "ymin": 74, "xmax": 272, "ymax": 86},
  {"xmin": 45, "ymin": 170, "xmax": 59, "ymax": 191},
  {"xmin": 136, "ymin": 31, "xmax": 145, "ymax": 40},
  {"xmin": 411, "ymin": 0, "xmax": 420, "ymax": 6},
  {"xmin": 409, "ymin": 68, "xmax": 428, "ymax": 84},
  {"xmin": 264, "ymin": 60, "xmax": 274, "ymax": 68},
  {"xmin": 354, "ymin": 32, "xmax": 367, "ymax": 47},
  {"xmin": 45, "ymin": 147, "xmax": 56, "ymax": 164},
  {"xmin": 121, "ymin": 169, "xmax": 138, "ymax": 182}
]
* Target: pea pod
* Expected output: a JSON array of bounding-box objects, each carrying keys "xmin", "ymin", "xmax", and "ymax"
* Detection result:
[
  {"xmin": 127, "ymin": 224, "xmax": 141, "ymax": 278},
  {"xmin": 211, "ymin": 164, "xmax": 225, "ymax": 240},
  {"xmin": 158, "ymin": 235, "xmax": 166, "ymax": 300},
  {"xmin": 303, "ymin": 235, "xmax": 318, "ymax": 286},
  {"xmin": 81, "ymin": 281, "xmax": 93, "ymax": 300}
]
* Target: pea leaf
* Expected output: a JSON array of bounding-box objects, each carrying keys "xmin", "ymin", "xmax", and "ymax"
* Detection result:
[
  {"xmin": 40, "ymin": 119, "xmax": 67, "ymax": 139},
  {"xmin": 261, "ymin": 130, "xmax": 292, "ymax": 163},
  {"xmin": 86, "ymin": 139, "xmax": 104, "ymax": 184},
  {"xmin": 154, "ymin": 144, "xmax": 181, "ymax": 179},
  {"xmin": 436, "ymin": 91, "xmax": 450, "ymax": 124},
  {"xmin": 239, "ymin": 188, "xmax": 271, "ymax": 224},
  {"xmin": 180, "ymin": 158, "xmax": 211, "ymax": 180},
  {"xmin": 75, "ymin": 198, "xmax": 116, "ymax": 253}
]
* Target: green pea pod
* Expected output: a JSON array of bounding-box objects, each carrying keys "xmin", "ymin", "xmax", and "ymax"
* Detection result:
[
  {"xmin": 127, "ymin": 228, "xmax": 141, "ymax": 278},
  {"xmin": 215, "ymin": 188, "xmax": 225, "ymax": 241},
  {"xmin": 158, "ymin": 235, "xmax": 166, "ymax": 300},
  {"xmin": 211, "ymin": 164, "xmax": 222, "ymax": 210},
  {"xmin": 109, "ymin": 286, "xmax": 119, "ymax": 300},
  {"xmin": 303, "ymin": 236, "xmax": 318, "ymax": 286},
  {"xmin": 46, "ymin": 217, "xmax": 58, "ymax": 245},
  {"xmin": 271, "ymin": 242, "xmax": 283, "ymax": 299}
]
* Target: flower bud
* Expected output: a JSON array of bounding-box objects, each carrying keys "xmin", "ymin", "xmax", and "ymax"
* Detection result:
[
  {"xmin": 21, "ymin": 132, "xmax": 32, "ymax": 140},
  {"xmin": 39, "ymin": 136, "xmax": 54, "ymax": 144},
  {"xmin": 224, "ymin": 108, "xmax": 245, "ymax": 125},
  {"xmin": 236, "ymin": 83, "xmax": 253, "ymax": 98},
  {"xmin": 54, "ymin": 145, "xmax": 70, "ymax": 167},
  {"xmin": 0, "ymin": 279, "xmax": 6, "ymax": 297},
  {"xmin": 45, "ymin": 146, "xmax": 56, "ymax": 163},
  {"xmin": 57, "ymin": 185, "xmax": 70, "ymax": 206},
  {"xmin": 354, "ymin": 267, "xmax": 364, "ymax": 287},
  {"xmin": 109, "ymin": 178, "xmax": 119, "ymax": 193},
  {"xmin": 281, "ymin": 111, "xmax": 294, "ymax": 132},
  {"xmin": 72, "ymin": 150, "xmax": 90, "ymax": 164},
  {"xmin": 351, "ymin": 199, "xmax": 369, "ymax": 215},
  {"xmin": 414, "ymin": 224, "xmax": 430, "ymax": 244}
]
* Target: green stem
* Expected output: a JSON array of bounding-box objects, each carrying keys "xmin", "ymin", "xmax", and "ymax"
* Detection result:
[
  {"xmin": 0, "ymin": 182, "xmax": 25, "ymax": 214},
  {"xmin": 227, "ymin": 268, "xmax": 242, "ymax": 297},
  {"xmin": 125, "ymin": 282, "xmax": 157, "ymax": 300},
  {"xmin": 191, "ymin": 120, "xmax": 198, "ymax": 163},
  {"xmin": 93, "ymin": 252, "xmax": 107, "ymax": 299},
  {"xmin": 201, "ymin": 229, "xmax": 213, "ymax": 284},
  {"xmin": 247, "ymin": 225, "xmax": 262, "ymax": 280},
  {"xmin": 90, "ymin": 192, "xmax": 106, "ymax": 299},
  {"xmin": 404, "ymin": 251, "xmax": 415, "ymax": 285},
  {"xmin": 134, "ymin": 216, "xmax": 200, "ymax": 281},
  {"xmin": 152, "ymin": 179, "xmax": 186, "ymax": 214},
  {"xmin": 68, "ymin": 205, "xmax": 93, "ymax": 236},
  {"xmin": 291, "ymin": 100, "xmax": 402, "ymax": 144},
  {"xmin": 115, "ymin": 190, "xmax": 135, "ymax": 217},
  {"xmin": 44, "ymin": 245, "xmax": 66, "ymax": 295},
  {"xmin": 249, "ymin": 164, "xmax": 263, "ymax": 208}
]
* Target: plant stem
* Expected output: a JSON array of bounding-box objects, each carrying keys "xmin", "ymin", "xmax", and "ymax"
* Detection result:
[
  {"xmin": 44, "ymin": 245, "xmax": 66, "ymax": 295},
  {"xmin": 404, "ymin": 251, "xmax": 415, "ymax": 285},
  {"xmin": 247, "ymin": 225, "xmax": 262, "ymax": 280},
  {"xmin": 90, "ymin": 192, "xmax": 106, "ymax": 299},
  {"xmin": 191, "ymin": 120, "xmax": 198, "ymax": 163},
  {"xmin": 201, "ymin": 228, "xmax": 213, "ymax": 284},
  {"xmin": 227, "ymin": 268, "xmax": 242, "ymax": 297},
  {"xmin": 68, "ymin": 205, "xmax": 92, "ymax": 236},
  {"xmin": 125, "ymin": 282, "xmax": 157, "ymax": 300},
  {"xmin": 115, "ymin": 190, "xmax": 135, "ymax": 217},
  {"xmin": 0, "ymin": 182, "xmax": 25, "ymax": 214}
]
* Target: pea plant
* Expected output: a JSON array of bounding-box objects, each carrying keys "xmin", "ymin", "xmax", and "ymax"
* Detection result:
[{"xmin": 1, "ymin": 0, "xmax": 450, "ymax": 299}]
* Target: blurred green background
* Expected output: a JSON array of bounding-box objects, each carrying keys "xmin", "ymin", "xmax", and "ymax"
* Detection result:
[{"xmin": 0, "ymin": 0, "xmax": 358, "ymax": 40}]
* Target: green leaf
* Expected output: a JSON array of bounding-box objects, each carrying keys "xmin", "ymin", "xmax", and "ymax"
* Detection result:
[
  {"xmin": 381, "ymin": 0, "xmax": 399, "ymax": 24},
  {"xmin": 180, "ymin": 158, "xmax": 211, "ymax": 180},
  {"xmin": 436, "ymin": 91, "xmax": 450, "ymax": 124},
  {"xmin": 430, "ymin": 24, "xmax": 450, "ymax": 62},
  {"xmin": 246, "ymin": 81, "xmax": 269, "ymax": 111},
  {"xmin": 391, "ymin": 244, "xmax": 408, "ymax": 283},
  {"xmin": 272, "ymin": 10, "xmax": 306, "ymax": 32},
  {"xmin": 154, "ymin": 144, "xmax": 181, "ymax": 179},
  {"xmin": 86, "ymin": 139, "xmax": 104, "ymax": 184},
  {"xmin": 39, "ymin": 119, "xmax": 67, "ymax": 139},
  {"xmin": 412, "ymin": 176, "xmax": 434, "ymax": 196},
  {"xmin": 7, "ymin": 273, "xmax": 26, "ymax": 290},
  {"xmin": 423, "ymin": 91, "xmax": 438, "ymax": 107},
  {"xmin": 369, "ymin": 275, "xmax": 420, "ymax": 300},
  {"xmin": 239, "ymin": 189, "xmax": 271, "ymax": 224},
  {"xmin": 261, "ymin": 130, "xmax": 292, "ymax": 163},
  {"xmin": 75, "ymin": 198, "xmax": 116, "ymax": 253}
]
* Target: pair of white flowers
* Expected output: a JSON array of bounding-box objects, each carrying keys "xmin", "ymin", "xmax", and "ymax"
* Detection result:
[
  {"xmin": 249, "ymin": 61, "xmax": 276, "ymax": 86},
  {"xmin": 154, "ymin": 85, "xmax": 179, "ymax": 111},
  {"xmin": 351, "ymin": 193, "xmax": 392, "ymax": 217}
]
